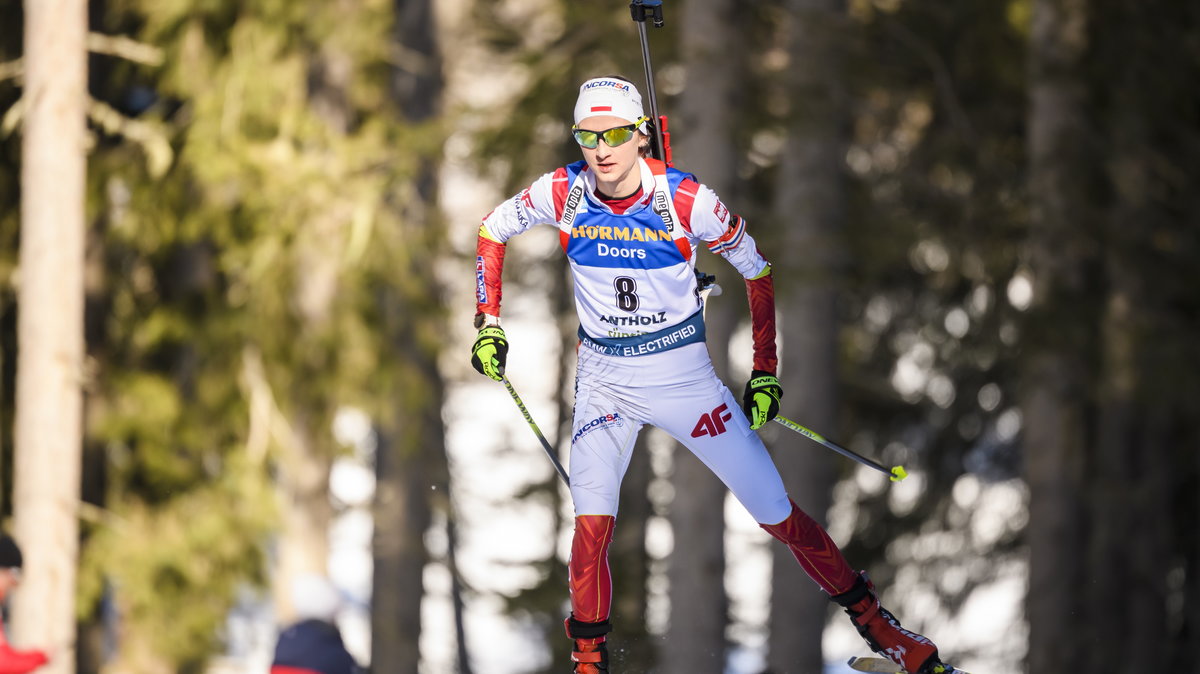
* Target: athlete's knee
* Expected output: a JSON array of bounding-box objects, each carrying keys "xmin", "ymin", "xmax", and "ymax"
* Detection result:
[
  {"xmin": 573, "ymin": 514, "xmax": 616, "ymax": 543},
  {"xmin": 754, "ymin": 494, "xmax": 795, "ymax": 528},
  {"xmin": 569, "ymin": 482, "xmax": 620, "ymax": 520},
  {"xmin": 570, "ymin": 516, "xmax": 616, "ymax": 570}
]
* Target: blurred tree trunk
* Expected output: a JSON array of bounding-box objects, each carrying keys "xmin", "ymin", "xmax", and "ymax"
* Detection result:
[
  {"xmin": 768, "ymin": 2, "xmax": 847, "ymax": 672},
  {"xmin": 372, "ymin": 416, "xmax": 442, "ymax": 674},
  {"xmin": 1091, "ymin": 263, "xmax": 1169, "ymax": 674},
  {"xmin": 371, "ymin": 0, "xmax": 447, "ymax": 671},
  {"xmin": 1190, "ymin": 431, "xmax": 1200, "ymax": 672},
  {"xmin": 1023, "ymin": 0, "xmax": 1093, "ymax": 671},
  {"xmin": 273, "ymin": 412, "xmax": 335, "ymax": 620},
  {"xmin": 1088, "ymin": 3, "xmax": 1180, "ymax": 670},
  {"xmin": 12, "ymin": 0, "xmax": 87, "ymax": 671},
  {"xmin": 271, "ymin": 38, "xmax": 356, "ymax": 625},
  {"xmin": 658, "ymin": 1, "xmax": 743, "ymax": 671},
  {"xmin": 445, "ymin": 509, "xmax": 472, "ymax": 674}
]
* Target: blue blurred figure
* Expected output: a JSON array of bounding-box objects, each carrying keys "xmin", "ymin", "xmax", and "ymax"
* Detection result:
[{"xmin": 270, "ymin": 574, "xmax": 361, "ymax": 674}]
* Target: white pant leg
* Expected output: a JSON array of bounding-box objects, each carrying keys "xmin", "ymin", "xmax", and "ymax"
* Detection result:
[
  {"xmin": 569, "ymin": 343, "xmax": 791, "ymax": 524},
  {"xmin": 647, "ymin": 354, "xmax": 793, "ymax": 525},
  {"xmin": 568, "ymin": 376, "xmax": 646, "ymax": 518}
]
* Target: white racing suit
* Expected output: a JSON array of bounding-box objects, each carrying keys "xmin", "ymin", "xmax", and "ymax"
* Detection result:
[{"xmin": 474, "ymin": 157, "xmax": 859, "ymax": 645}]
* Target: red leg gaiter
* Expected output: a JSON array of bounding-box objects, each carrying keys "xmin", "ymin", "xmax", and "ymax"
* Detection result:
[
  {"xmin": 760, "ymin": 499, "xmax": 857, "ymax": 596},
  {"xmin": 568, "ymin": 515, "xmax": 615, "ymax": 645}
]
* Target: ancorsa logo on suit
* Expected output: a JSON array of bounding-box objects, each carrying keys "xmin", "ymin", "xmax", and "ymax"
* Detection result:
[{"xmin": 573, "ymin": 413, "xmax": 624, "ymax": 443}]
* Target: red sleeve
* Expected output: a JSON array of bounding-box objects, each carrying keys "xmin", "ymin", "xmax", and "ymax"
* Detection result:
[
  {"xmin": 673, "ymin": 177, "xmax": 698, "ymax": 234},
  {"xmin": 551, "ymin": 167, "xmax": 571, "ymax": 221},
  {"xmin": 745, "ymin": 259, "xmax": 778, "ymax": 375},
  {"xmin": 475, "ymin": 233, "xmax": 506, "ymax": 322},
  {"xmin": 0, "ymin": 643, "xmax": 48, "ymax": 674}
]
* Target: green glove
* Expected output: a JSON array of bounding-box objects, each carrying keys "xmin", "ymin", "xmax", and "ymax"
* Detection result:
[
  {"xmin": 471, "ymin": 326, "xmax": 508, "ymax": 381},
  {"xmin": 742, "ymin": 370, "xmax": 782, "ymax": 430}
]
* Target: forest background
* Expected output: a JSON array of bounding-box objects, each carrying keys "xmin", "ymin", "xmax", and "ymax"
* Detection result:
[{"xmin": 1, "ymin": 0, "xmax": 1198, "ymax": 673}]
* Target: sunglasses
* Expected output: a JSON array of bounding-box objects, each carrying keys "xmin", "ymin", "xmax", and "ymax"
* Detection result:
[{"xmin": 572, "ymin": 117, "xmax": 649, "ymax": 149}]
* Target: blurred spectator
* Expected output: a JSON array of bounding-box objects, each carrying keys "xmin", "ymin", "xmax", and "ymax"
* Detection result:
[
  {"xmin": 0, "ymin": 534, "xmax": 49, "ymax": 673},
  {"xmin": 270, "ymin": 573, "xmax": 361, "ymax": 674}
]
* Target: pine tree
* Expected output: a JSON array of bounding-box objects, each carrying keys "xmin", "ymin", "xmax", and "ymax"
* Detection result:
[{"xmin": 12, "ymin": 2, "xmax": 87, "ymax": 671}]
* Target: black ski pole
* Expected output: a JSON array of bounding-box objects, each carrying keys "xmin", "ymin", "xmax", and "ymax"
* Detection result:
[
  {"xmin": 630, "ymin": 0, "xmax": 671, "ymax": 165},
  {"xmin": 501, "ymin": 377, "xmax": 570, "ymax": 486}
]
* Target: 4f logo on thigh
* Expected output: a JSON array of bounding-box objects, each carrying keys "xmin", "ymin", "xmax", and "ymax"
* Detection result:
[{"xmin": 691, "ymin": 403, "xmax": 733, "ymax": 438}]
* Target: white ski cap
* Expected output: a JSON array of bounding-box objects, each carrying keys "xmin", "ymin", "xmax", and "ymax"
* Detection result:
[
  {"xmin": 573, "ymin": 77, "xmax": 649, "ymax": 132},
  {"xmin": 291, "ymin": 573, "xmax": 342, "ymax": 621}
]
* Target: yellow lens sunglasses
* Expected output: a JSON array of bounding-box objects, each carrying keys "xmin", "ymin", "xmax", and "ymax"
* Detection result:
[{"xmin": 572, "ymin": 117, "xmax": 649, "ymax": 149}]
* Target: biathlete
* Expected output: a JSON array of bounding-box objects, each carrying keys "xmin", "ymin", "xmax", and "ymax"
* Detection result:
[{"xmin": 470, "ymin": 76, "xmax": 952, "ymax": 674}]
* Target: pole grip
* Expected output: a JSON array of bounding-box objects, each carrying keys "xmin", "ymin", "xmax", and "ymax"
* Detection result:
[{"xmin": 630, "ymin": 0, "xmax": 665, "ymax": 27}]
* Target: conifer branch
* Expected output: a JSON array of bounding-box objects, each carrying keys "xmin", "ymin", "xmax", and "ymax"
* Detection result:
[
  {"xmin": 0, "ymin": 33, "xmax": 161, "ymax": 88},
  {"xmin": 0, "ymin": 58, "xmax": 20, "ymax": 83},
  {"xmin": 87, "ymin": 97, "xmax": 174, "ymax": 177},
  {"xmin": 0, "ymin": 96, "xmax": 23, "ymax": 137},
  {"xmin": 86, "ymin": 32, "xmax": 165, "ymax": 66}
]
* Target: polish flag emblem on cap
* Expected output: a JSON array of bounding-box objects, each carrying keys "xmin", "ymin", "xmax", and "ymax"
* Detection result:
[{"xmin": 574, "ymin": 77, "xmax": 647, "ymax": 132}]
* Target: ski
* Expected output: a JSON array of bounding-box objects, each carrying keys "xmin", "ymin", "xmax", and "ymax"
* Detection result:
[{"xmin": 846, "ymin": 656, "xmax": 971, "ymax": 674}]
